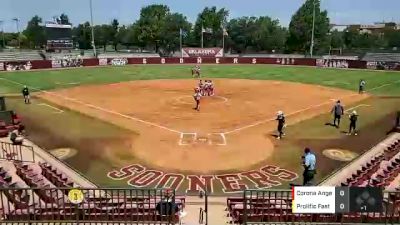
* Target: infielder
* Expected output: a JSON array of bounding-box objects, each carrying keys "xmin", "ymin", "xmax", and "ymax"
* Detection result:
[
  {"xmin": 22, "ymin": 86, "xmax": 30, "ymax": 104},
  {"xmin": 193, "ymin": 88, "xmax": 202, "ymax": 111},
  {"xmin": 359, "ymin": 79, "xmax": 366, "ymax": 94},
  {"xmin": 276, "ymin": 111, "xmax": 286, "ymax": 139}
]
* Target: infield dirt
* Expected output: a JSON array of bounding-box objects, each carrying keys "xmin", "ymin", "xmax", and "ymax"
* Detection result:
[{"xmin": 36, "ymin": 79, "xmax": 367, "ymax": 174}]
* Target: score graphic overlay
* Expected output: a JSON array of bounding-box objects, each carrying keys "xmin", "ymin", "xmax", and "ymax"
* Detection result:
[{"xmin": 292, "ymin": 187, "xmax": 382, "ymax": 214}]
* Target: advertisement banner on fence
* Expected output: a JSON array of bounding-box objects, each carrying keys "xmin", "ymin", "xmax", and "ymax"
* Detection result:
[
  {"xmin": 0, "ymin": 62, "xmax": 4, "ymax": 71},
  {"xmin": 316, "ymin": 59, "xmax": 349, "ymax": 68},
  {"xmin": 110, "ymin": 58, "xmax": 128, "ymax": 66},
  {"xmin": 182, "ymin": 48, "xmax": 223, "ymax": 58},
  {"xmin": 51, "ymin": 57, "xmax": 83, "ymax": 68},
  {"xmin": 99, "ymin": 58, "xmax": 108, "ymax": 66},
  {"xmin": 5, "ymin": 61, "xmax": 32, "ymax": 71},
  {"xmin": 367, "ymin": 61, "xmax": 400, "ymax": 71}
]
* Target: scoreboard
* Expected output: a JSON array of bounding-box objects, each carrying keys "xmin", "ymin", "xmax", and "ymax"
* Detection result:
[
  {"xmin": 292, "ymin": 186, "xmax": 383, "ymax": 214},
  {"xmin": 45, "ymin": 22, "xmax": 73, "ymax": 50}
]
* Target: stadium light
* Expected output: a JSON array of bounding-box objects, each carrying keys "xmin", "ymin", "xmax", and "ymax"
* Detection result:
[
  {"xmin": 310, "ymin": 0, "xmax": 316, "ymax": 58},
  {"xmin": 89, "ymin": 0, "xmax": 97, "ymax": 57},
  {"xmin": 12, "ymin": 18, "xmax": 20, "ymax": 49},
  {"xmin": 0, "ymin": 20, "xmax": 5, "ymax": 48}
]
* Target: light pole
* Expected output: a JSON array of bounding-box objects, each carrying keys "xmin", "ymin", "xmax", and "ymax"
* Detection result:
[
  {"xmin": 12, "ymin": 18, "xmax": 20, "ymax": 49},
  {"xmin": 310, "ymin": 0, "xmax": 316, "ymax": 58},
  {"xmin": 0, "ymin": 20, "xmax": 5, "ymax": 48},
  {"xmin": 89, "ymin": 0, "xmax": 97, "ymax": 56}
]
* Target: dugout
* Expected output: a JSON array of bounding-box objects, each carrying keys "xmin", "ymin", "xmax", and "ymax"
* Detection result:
[
  {"xmin": 0, "ymin": 111, "xmax": 13, "ymax": 125},
  {"xmin": 0, "ymin": 97, "xmax": 5, "ymax": 111}
]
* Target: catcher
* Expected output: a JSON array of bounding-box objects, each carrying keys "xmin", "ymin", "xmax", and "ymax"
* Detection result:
[{"xmin": 276, "ymin": 111, "xmax": 286, "ymax": 139}]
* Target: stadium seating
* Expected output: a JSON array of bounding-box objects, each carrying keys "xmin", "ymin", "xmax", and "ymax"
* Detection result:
[
  {"xmin": 0, "ymin": 50, "xmax": 42, "ymax": 61},
  {"xmin": 0, "ymin": 156, "xmax": 186, "ymax": 223},
  {"xmin": 362, "ymin": 53, "xmax": 400, "ymax": 62}
]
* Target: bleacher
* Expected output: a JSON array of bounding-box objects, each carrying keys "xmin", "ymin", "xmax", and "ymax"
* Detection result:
[
  {"xmin": 0, "ymin": 141, "xmax": 186, "ymax": 223},
  {"xmin": 97, "ymin": 52, "xmax": 160, "ymax": 58},
  {"xmin": 0, "ymin": 50, "xmax": 42, "ymax": 62},
  {"xmin": 226, "ymin": 190, "xmax": 400, "ymax": 224},
  {"xmin": 362, "ymin": 53, "xmax": 400, "ymax": 62}
]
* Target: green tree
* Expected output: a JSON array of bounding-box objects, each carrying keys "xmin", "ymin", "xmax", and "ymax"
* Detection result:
[
  {"xmin": 193, "ymin": 6, "xmax": 229, "ymax": 47},
  {"xmin": 159, "ymin": 13, "xmax": 192, "ymax": 55},
  {"xmin": 329, "ymin": 30, "xmax": 344, "ymax": 49},
  {"xmin": 72, "ymin": 22, "xmax": 92, "ymax": 49},
  {"xmin": 23, "ymin": 15, "xmax": 46, "ymax": 48},
  {"xmin": 110, "ymin": 19, "xmax": 119, "ymax": 51},
  {"xmin": 286, "ymin": 0, "xmax": 330, "ymax": 54},
  {"xmin": 385, "ymin": 30, "xmax": 400, "ymax": 48},
  {"xmin": 135, "ymin": 4, "xmax": 170, "ymax": 52},
  {"xmin": 59, "ymin": 13, "xmax": 71, "ymax": 25},
  {"xmin": 94, "ymin": 24, "xmax": 113, "ymax": 52}
]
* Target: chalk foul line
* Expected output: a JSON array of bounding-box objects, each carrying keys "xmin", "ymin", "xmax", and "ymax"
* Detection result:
[
  {"xmin": 0, "ymin": 78, "xmax": 181, "ymax": 134},
  {"xmin": 223, "ymin": 80, "xmax": 400, "ymax": 135}
]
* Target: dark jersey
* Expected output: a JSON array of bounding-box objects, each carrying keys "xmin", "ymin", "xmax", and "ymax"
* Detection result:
[
  {"xmin": 350, "ymin": 114, "xmax": 358, "ymax": 124},
  {"xmin": 277, "ymin": 115, "xmax": 285, "ymax": 127},
  {"xmin": 332, "ymin": 104, "xmax": 344, "ymax": 116},
  {"xmin": 22, "ymin": 88, "xmax": 29, "ymax": 96}
]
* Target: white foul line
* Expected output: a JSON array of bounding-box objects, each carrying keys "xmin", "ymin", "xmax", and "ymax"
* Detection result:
[
  {"xmin": 37, "ymin": 103, "xmax": 64, "ymax": 113},
  {"xmin": 344, "ymin": 104, "xmax": 370, "ymax": 113},
  {"xmin": 223, "ymin": 80, "xmax": 400, "ymax": 135},
  {"xmin": 0, "ymin": 77, "xmax": 181, "ymax": 134}
]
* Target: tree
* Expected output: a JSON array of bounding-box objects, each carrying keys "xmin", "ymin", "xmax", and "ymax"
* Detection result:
[
  {"xmin": 329, "ymin": 30, "xmax": 344, "ymax": 49},
  {"xmin": 94, "ymin": 24, "xmax": 113, "ymax": 52},
  {"xmin": 385, "ymin": 30, "xmax": 400, "ymax": 48},
  {"xmin": 59, "ymin": 13, "xmax": 71, "ymax": 25},
  {"xmin": 135, "ymin": 4, "xmax": 171, "ymax": 52},
  {"xmin": 159, "ymin": 13, "xmax": 191, "ymax": 55},
  {"xmin": 72, "ymin": 22, "xmax": 92, "ymax": 49},
  {"xmin": 286, "ymin": 0, "xmax": 330, "ymax": 54},
  {"xmin": 193, "ymin": 6, "xmax": 229, "ymax": 47},
  {"xmin": 110, "ymin": 19, "xmax": 119, "ymax": 51},
  {"xmin": 23, "ymin": 15, "xmax": 46, "ymax": 48}
]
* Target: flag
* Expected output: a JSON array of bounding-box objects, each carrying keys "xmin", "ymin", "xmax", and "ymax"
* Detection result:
[
  {"xmin": 222, "ymin": 28, "xmax": 228, "ymax": 36},
  {"xmin": 180, "ymin": 28, "xmax": 188, "ymax": 38},
  {"xmin": 202, "ymin": 26, "xmax": 212, "ymax": 33}
]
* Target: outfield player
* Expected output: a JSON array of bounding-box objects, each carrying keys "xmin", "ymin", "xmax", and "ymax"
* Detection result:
[
  {"xmin": 347, "ymin": 110, "xmax": 358, "ymax": 135},
  {"xmin": 276, "ymin": 111, "xmax": 286, "ymax": 139},
  {"xmin": 193, "ymin": 88, "xmax": 202, "ymax": 111},
  {"xmin": 22, "ymin": 86, "xmax": 30, "ymax": 104},
  {"xmin": 192, "ymin": 65, "xmax": 201, "ymax": 78},
  {"xmin": 331, "ymin": 100, "xmax": 344, "ymax": 128},
  {"xmin": 359, "ymin": 79, "xmax": 366, "ymax": 94}
]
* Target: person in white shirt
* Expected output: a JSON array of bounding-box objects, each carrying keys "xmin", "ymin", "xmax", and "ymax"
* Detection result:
[{"xmin": 303, "ymin": 148, "xmax": 316, "ymax": 186}]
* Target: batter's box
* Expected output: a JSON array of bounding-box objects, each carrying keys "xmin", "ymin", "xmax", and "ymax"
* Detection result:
[
  {"xmin": 208, "ymin": 133, "xmax": 227, "ymax": 146},
  {"xmin": 178, "ymin": 133, "xmax": 197, "ymax": 146}
]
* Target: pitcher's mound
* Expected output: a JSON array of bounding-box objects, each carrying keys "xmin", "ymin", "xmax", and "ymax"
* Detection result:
[
  {"xmin": 323, "ymin": 149, "xmax": 358, "ymax": 162},
  {"xmin": 50, "ymin": 148, "xmax": 78, "ymax": 160}
]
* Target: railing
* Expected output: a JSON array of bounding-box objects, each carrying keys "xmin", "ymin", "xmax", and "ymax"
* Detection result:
[
  {"xmin": 229, "ymin": 189, "xmax": 400, "ymax": 224},
  {"xmin": 0, "ymin": 187, "xmax": 183, "ymax": 224},
  {"xmin": 0, "ymin": 142, "xmax": 35, "ymax": 162}
]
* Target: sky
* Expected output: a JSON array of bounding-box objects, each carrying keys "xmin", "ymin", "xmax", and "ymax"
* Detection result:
[{"xmin": 0, "ymin": 0, "xmax": 399, "ymax": 32}]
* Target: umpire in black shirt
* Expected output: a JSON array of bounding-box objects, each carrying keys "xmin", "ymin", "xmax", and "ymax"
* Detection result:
[
  {"xmin": 22, "ymin": 86, "xmax": 30, "ymax": 104},
  {"xmin": 331, "ymin": 100, "xmax": 344, "ymax": 128}
]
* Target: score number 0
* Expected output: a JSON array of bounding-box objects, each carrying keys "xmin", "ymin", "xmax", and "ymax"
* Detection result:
[{"xmin": 340, "ymin": 190, "xmax": 345, "ymax": 210}]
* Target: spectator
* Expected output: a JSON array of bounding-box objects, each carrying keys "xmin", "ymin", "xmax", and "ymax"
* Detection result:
[
  {"xmin": 10, "ymin": 130, "xmax": 23, "ymax": 145},
  {"xmin": 303, "ymin": 148, "xmax": 316, "ymax": 186},
  {"xmin": 156, "ymin": 190, "xmax": 179, "ymax": 216}
]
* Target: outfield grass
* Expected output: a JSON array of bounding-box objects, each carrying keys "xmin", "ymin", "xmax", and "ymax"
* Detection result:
[{"xmin": 1, "ymin": 65, "xmax": 400, "ymax": 96}]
